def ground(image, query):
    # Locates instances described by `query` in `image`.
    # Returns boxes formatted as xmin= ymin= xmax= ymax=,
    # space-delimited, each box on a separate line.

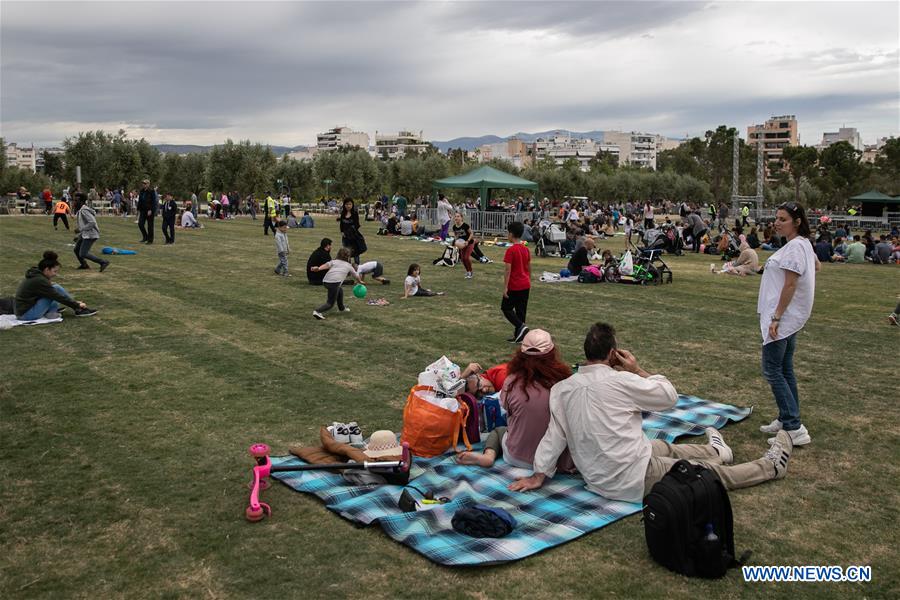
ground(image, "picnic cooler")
xmin=400 ymin=385 xmax=471 ymax=458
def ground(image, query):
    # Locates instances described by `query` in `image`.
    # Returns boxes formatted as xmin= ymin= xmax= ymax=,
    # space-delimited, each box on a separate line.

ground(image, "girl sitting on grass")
xmin=310 ymin=247 xmax=364 ymax=320
xmin=402 ymin=263 xmax=444 ymax=299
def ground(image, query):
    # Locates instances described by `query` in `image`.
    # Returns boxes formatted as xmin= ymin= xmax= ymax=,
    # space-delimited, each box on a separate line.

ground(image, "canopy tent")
xmin=848 ymin=190 xmax=900 ymax=217
xmin=432 ymin=166 xmax=539 ymax=210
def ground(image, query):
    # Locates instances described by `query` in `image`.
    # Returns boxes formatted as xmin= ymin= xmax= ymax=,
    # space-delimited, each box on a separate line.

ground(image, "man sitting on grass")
xmin=509 ymin=322 xmax=794 ymax=502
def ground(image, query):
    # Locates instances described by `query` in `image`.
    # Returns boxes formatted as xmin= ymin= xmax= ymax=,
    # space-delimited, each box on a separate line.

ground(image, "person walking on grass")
xmin=137 ymin=178 xmax=157 ymax=244
xmin=437 ymin=194 xmax=453 ymax=240
xmin=161 ymin=193 xmax=178 ymax=244
xmin=757 ymin=202 xmax=818 ymax=447
xmin=14 ymin=251 xmax=98 ymax=320
xmin=52 ymin=198 xmax=71 ymax=230
xmin=310 ymin=247 xmax=364 ymax=320
xmin=263 ymin=192 xmax=278 ymax=235
xmin=502 ymin=221 xmax=531 ymax=344
xmin=274 ymin=220 xmax=291 ymax=277
xmin=338 ymin=198 xmax=366 ymax=266
xmin=74 ymin=198 xmax=110 ymax=272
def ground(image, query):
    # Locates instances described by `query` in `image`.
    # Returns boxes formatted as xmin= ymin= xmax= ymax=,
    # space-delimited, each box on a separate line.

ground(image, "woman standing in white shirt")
xmin=757 ymin=202 xmax=818 ymax=446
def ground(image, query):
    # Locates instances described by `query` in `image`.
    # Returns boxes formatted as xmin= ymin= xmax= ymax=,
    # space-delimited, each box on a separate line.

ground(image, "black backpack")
xmin=643 ymin=460 xmax=748 ymax=578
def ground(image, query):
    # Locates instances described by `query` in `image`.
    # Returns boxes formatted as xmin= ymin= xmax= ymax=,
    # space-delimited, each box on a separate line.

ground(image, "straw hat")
xmin=364 ymin=430 xmax=401 ymax=458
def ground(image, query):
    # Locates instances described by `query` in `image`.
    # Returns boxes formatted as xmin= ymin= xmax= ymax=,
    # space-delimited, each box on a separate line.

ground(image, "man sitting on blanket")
xmin=509 ymin=322 xmax=794 ymax=501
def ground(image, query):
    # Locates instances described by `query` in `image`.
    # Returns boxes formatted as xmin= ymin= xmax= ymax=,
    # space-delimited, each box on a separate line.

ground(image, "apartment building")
xmin=602 ymin=131 xmax=658 ymax=169
xmin=530 ymin=132 xmax=620 ymax=171
xmin=818 ymin=127 xmax=863 ymax=151
xmin=374 ymin=130 xmax=429 ymax=159
xmin=477 ymin=138 xmax=531 ymax=168
xmin=316 ymin=126 xmax=369 ymax=151
xmin=747 ymin=115 xmax=798 ymax=166
xmin=5 ymin=142 xmax=39 ymax=172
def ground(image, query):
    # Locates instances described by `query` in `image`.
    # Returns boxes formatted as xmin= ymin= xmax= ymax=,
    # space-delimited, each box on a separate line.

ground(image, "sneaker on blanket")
xmin=347 ymin=421 xmax=364 ymax=445
xmin=705 ymin=427 xmax=733 ymax=464
xmin=328 ymin=422 xmax=351 ymax=444
xmin=759 ymin=418 xmax=783 ymax=434
xmin=44 ymin=311 xmax=61 ymax=320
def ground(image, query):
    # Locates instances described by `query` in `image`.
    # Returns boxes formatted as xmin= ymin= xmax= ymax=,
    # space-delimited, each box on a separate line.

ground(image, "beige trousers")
xmin=643 ymin=439 xmax=774 ymax=495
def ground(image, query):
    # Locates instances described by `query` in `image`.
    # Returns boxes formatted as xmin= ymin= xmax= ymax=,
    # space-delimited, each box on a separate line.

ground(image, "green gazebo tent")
xmin=848 ymin=190 xmax=900 ymax=217
xmin=432 ymin=166 xmax=539 ymax=210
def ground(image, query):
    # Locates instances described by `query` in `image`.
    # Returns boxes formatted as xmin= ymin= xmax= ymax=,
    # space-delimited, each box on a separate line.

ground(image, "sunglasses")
xmin=777 ymin=202 xmax=799 ymax=212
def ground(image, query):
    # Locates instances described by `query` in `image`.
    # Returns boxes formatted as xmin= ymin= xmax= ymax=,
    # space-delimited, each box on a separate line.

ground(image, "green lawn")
xmin=1 ymin=215 xmax=897 ymax=599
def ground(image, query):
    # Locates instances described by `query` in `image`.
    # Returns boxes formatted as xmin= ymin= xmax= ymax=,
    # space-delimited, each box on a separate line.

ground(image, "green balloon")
xmin=353 ymin=284 xmax=367 ymax=299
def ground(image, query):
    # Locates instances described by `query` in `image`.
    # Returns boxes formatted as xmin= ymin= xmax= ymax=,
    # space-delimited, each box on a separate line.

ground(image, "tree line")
xmin=2 ymin=126 xmax=898 ymax=208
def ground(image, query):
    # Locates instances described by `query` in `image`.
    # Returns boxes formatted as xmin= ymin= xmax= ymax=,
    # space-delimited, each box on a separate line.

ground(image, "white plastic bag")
xmin=417 ymin=355 xmax=464 ymax=398
xmin=619 ymin=250 xmax=634 ymax=276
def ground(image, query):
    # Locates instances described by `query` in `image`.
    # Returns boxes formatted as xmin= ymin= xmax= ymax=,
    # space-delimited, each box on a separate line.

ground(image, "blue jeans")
xmin=761 ymin=333 xmax=801 ymax=431
xmin=20 ymin=284 xmax=70 ymax=320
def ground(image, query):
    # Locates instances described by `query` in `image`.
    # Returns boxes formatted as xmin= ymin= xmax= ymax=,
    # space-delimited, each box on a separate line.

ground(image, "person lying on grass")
xmin=509 ymin=322 xmax=795 ymax=502
xmin=456 ymin=329 xmax=575 ymax=472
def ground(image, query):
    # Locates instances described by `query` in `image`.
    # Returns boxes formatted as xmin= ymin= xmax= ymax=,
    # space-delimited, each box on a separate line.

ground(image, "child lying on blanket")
xmin=456 ymin=330 xmax=576 ymax=472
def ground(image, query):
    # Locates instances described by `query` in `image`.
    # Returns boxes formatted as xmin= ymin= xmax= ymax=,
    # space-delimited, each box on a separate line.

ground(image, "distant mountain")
xmin=154 ymin=144 xmax=305 ymax=156
xmin=432 ymin=130 xmax=608 ymax=152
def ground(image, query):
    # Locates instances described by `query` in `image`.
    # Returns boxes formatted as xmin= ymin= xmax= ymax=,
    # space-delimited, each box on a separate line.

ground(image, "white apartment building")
xmin=530 ymin=132 xmax=620 ymax=171
xmin=284 ymin=147 xmax=319 ymax=161
xmin=819 ymin=127 xmax=863 ymax=151
xmin=5 ymin=142 xmax=39 ymax=172
xmin=861 ymin=137 xmax=889 ymax=164
xmin=316 ymin=126 xmax=369 ymax=151
xmin=602 ymin=131 xmax=659 ymax=169
xmin=374 ymin=130 xmax=429 ymax=159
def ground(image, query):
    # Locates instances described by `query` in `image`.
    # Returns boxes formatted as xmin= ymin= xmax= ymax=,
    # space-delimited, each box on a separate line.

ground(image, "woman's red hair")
xmin=506 ymin=347 xmax=572 ymax=397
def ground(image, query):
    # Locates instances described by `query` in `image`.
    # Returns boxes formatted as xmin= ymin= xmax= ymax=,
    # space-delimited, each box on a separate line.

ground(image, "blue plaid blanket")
xmin=271 ymin=395 xmax=751 ymax=566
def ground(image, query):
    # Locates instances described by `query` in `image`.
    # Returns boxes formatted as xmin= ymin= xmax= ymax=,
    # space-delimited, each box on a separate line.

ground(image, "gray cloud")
xmin=1 ymin=1 xmax=897 ymax=147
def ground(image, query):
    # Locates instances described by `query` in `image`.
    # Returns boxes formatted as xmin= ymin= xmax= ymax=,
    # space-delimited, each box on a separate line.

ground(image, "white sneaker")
xmin=759 ymin=419 xmax=783 ymax=434
xmin=764 ymin=430 xmax=793 ymax=479
xmin=768 ymin=424 xmax=811 ymax=447
xmin=705 ymin=427 xmax=733 ymax=464
xmin=465 ymin=272 xmax=473 ymax=279
xmin=339 ymin=307 xmax=350 ymax=313
xmin=313 ymin=311 xmax=325 ymax=320
xmin=347 ymin=421 xmax=363 ymax=445
xmin=329 ymin=422 xmax=351 ymax=444
xmin=709 ymin=263 xmax=716 ymax=273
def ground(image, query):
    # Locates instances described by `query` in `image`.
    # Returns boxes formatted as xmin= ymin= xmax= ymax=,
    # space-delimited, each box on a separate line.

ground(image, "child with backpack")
xmin=403 ymin=264 xmax=444 ymax=298
xmin=274 ymin=220 xmax=290 ymax=276
xmin=310 ymin=247 xmax=364 ymax=319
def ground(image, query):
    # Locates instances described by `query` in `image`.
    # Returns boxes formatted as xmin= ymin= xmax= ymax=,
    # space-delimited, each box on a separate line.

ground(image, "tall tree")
xmin=782 ymin=145 xmax=820 ymax=203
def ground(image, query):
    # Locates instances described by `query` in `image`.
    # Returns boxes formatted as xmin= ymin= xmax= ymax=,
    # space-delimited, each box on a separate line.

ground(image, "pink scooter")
xmin=245 ymin=442 xmax=413 ymax=522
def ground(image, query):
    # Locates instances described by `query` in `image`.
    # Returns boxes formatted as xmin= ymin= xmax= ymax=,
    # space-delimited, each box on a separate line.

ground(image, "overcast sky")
xmin=1 ymin=0 xmax=898 ymax=148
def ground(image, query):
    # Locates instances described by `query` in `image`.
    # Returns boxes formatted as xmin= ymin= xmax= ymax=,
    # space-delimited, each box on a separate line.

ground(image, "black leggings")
xmin=53 ymin=214 xmax=69 ymax=229
xmin=75 ymin=238 xmax=105 ymax=266
xmin=317 ymin=282 xmax=345 ymax=313
xmin=162 ymin=217 xmax=175 ymax=243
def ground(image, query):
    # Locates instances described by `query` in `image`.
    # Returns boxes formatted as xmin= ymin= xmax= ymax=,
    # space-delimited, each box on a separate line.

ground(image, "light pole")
xmin=323 ymin=178 xmax=334 ymax=200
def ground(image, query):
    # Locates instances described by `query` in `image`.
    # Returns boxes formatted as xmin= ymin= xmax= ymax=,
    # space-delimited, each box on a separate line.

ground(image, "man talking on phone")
xmin=509 ymin=322 xmax=794 ymax=502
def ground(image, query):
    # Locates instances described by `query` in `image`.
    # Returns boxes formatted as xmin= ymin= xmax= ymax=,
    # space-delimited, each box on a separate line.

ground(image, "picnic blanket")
xmin=272 ymin=395 xmax=751 ymax=566
xmin=0 ymin=314 xmax=64 ymax=330
xmin=539 ymin=271 xmax=579 ymax=283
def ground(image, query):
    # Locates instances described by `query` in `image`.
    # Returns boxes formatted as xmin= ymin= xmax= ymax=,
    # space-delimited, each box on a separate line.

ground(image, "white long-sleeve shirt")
xmin=532 ymin=363 xmax=678 ymax=503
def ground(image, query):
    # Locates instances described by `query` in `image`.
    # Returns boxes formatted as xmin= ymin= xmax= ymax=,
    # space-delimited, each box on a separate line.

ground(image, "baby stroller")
xmin=534 ymin=221 xmax=567 ymax=257
xmin=627 ymin=242 xmax=674 ymax=285
xmin=432 ymin=242 xmax=459 ymax=267
xmin=641 ymin=224 xmax=684 ymax=256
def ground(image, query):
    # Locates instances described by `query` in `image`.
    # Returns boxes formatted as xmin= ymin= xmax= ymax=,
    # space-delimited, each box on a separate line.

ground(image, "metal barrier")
xmin=414 ymin=207 xmax=543 ymax=235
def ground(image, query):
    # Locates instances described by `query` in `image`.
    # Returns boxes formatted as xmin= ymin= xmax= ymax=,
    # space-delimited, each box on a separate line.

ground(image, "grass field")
xmin=1 ymin=214 xmax=898 ymax=599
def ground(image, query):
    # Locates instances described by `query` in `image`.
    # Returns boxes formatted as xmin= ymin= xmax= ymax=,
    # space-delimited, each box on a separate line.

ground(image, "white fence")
xmin=415 ymin=207 xmax=548 ymax=235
